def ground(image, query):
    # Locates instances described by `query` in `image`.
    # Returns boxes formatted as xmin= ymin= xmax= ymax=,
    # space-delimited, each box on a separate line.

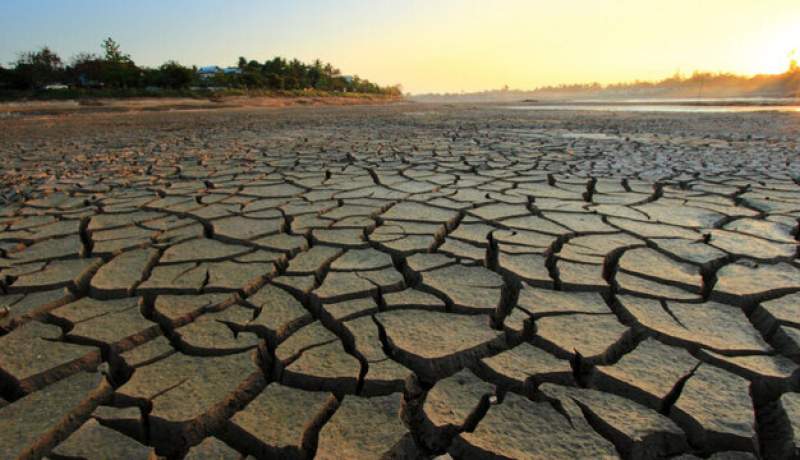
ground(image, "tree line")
xmin=414 ymin=60 xmax=800 ymax=102
xmin=529 ymin=66 xmax=800 ymax=99
xmin=0 ymin=38 xmax=402 ymax=96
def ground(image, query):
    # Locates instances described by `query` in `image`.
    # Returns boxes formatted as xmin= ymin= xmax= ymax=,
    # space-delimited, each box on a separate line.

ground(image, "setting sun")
xmin=737 ymin=25 xmax=800 ymax=75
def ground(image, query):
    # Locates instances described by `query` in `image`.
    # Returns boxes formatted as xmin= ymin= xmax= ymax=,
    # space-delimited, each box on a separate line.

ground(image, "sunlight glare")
xmin=743 ymin=27 xmax=800 ymax=75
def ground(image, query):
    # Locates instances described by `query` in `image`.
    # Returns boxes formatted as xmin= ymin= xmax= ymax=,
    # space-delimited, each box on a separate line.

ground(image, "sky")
xmin=1 ymin=0 xmax=799 ymax=94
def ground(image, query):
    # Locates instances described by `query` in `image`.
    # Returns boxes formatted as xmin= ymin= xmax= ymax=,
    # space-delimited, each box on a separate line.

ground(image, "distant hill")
xmin=412 ymin=67 xmax=800 ymax=102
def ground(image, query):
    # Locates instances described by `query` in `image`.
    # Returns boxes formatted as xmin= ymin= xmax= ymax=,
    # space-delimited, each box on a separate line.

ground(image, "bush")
xmin=10 ymin=47 xmax=64 ymax=89
xmin=157 ymin=61 xmax=195 ymax=88
xmin=0 ymin=65 xmax=11 ymax=89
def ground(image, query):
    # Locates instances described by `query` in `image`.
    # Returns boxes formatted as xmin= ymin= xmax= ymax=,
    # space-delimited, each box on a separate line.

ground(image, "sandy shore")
xmin=0 ymin=103 xmax=799 ymax=458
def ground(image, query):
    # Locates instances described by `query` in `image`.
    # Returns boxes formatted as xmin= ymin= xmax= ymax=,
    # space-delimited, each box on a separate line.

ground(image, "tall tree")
xmin=99 ymin=38 xmax=139 ymax=88
xmin=102 ymin=37 xmax=131 ymax=63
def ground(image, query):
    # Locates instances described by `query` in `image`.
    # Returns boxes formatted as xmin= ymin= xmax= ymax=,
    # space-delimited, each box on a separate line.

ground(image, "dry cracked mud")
xmin=0 ymin=104 xmax=799 ymax=459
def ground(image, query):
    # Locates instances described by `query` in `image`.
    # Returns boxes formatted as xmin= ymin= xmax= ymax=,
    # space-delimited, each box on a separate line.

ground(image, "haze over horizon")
xmin=1 ymin=0 xmax=798 ymax=94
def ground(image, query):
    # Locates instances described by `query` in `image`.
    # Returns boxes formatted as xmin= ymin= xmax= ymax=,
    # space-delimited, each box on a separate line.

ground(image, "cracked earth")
xmin=1 ymin=104 xmax=800 ymax=459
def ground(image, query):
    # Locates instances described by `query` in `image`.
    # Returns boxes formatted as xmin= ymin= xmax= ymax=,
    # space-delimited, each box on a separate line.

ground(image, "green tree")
xmin=11 ymin=46 xmax=64 ymax=89
xmin=262 ymin=57 xmax=288 ymax=89
xmin=307 ymin=59 xmax=324 ymax=89
xmin=3 ymin=41 xmax=400 ymax=96
xmin=0 ymin=64 xmax=11 ymax=89
xmin=68 ymin=53 xmax=104 ymax=87
xmin=324 ymin=62 xmax=340 ymax=77
xmin=157 ymin=61 xmax=195 ymax=88
xmin=287 ymin=59 xmax=308 ymax=89
xmin=102 ymin=37 xmax=130 ymax=63
xmin=99 ymin=38 xmax=140 ymax=88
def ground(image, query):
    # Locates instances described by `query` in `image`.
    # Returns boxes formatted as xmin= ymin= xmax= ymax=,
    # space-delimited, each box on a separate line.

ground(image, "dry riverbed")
xmin=0 ymin=103 xmax=799 ymax=459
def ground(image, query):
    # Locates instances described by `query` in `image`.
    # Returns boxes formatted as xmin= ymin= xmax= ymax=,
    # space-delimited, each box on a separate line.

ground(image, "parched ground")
xmin=1 ymin=103 xmax=799 ymax=459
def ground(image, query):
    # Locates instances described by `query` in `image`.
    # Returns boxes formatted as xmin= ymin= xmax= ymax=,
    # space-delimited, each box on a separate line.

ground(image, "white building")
xmin=197 ymin=66 xmax=222 ymax=79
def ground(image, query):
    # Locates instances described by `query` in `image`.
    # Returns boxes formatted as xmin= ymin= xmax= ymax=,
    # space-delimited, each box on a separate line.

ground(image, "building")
xmin=197 ymin=66 xmax=222 ymax=79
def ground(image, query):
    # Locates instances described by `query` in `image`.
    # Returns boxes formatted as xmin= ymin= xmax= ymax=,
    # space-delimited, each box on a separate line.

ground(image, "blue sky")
xmin=0 ymin=0 xmax=391 ymax=68
xmin=2 ymin=0 xmax=798 ymax=93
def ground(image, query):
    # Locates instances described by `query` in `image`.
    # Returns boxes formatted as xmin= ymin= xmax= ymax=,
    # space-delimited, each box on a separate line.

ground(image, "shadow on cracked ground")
xmin=1 ymin=103 xmax=799 ymax=459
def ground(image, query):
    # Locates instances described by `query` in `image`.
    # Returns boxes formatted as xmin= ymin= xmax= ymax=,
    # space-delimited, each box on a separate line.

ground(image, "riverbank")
xmin=0 ymin=92 xmax=404 ymax=117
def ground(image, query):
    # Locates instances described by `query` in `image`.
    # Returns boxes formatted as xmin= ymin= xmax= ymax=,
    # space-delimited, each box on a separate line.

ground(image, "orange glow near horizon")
xmin=324 ymin=1 xmax=800 ymax=93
